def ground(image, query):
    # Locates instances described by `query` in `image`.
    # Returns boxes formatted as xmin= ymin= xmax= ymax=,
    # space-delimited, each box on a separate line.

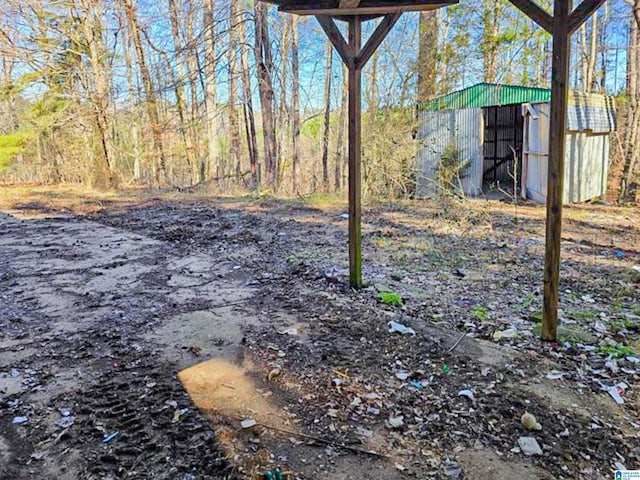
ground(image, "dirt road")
xmin=0 ymin=191 xmax=638 ymax=479
xmin=0 ymin=207 xmax=254 ymax=479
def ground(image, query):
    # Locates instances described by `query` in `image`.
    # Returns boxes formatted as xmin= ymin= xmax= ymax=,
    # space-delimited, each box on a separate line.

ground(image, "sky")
xmin=3 ymin=0 xmax=634 ymax=115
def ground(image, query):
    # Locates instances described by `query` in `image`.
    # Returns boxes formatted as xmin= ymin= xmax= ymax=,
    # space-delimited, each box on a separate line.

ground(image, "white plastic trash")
xmin=388 ymin=321 xmax=416 ymax=336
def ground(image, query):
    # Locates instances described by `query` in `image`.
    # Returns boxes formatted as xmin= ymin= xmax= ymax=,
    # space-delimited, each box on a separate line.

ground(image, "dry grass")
xmin=0 ymin=184 xmax=638 ymax=254
xmin=0 ymin=184 xmax=140 ymax=213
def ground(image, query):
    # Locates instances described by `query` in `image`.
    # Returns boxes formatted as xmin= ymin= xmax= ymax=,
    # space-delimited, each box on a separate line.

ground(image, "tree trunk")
xmin=587 ymin=15 xmax=598 ymax=91
xmin=123 ymin=0 xmax=168 ymax=186
xmin=368 ymin=51 xmax=378 ymax=113
xmin=203 ymin=0 xmax=219 ymax=182
xmin=79 ymin=0 xmax=116 ymax=188
xmin=599 ymin=3 xmax=608 ymax=90
xmin=579 ymin=23 xmax=589 ymax=91
xmin=254 ymin=2 xmax=278 ymax=191
xmin=1 ymin=58 xmax=18 ymax=133
xmin=240 ymin=2 xmax=259 ymax=187
xmin=321 ymin=41 xmax=333 ymax=192
xmin=290 ymin=15 xmax=301 ymax=194
xmin=121 ymin=15 xmax=142 ymax=183
xmin=1 ymin=55 xmax=23 ymax=175
xmin=417 ymin=11 xmax=439 ymax=102
xmin=229 ymin=0 xmax=241 ymax=181
xmin=335 ymin=65 xmax=348 ymax=191
xmin=278 ymin=15 xmax=290 ymax=189
xmin=481 ymin=0 xmax=501 ymax=84
xmin=185 ymin=1 xmax=201 ymax=181
xmin=620 ymin=0 xmax=640 ymax=201
xmin=169 ymin=0 xmax=196 ymax=183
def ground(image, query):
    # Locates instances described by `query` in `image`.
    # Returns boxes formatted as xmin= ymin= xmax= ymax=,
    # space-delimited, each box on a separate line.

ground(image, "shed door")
xmin=524 ymin=103 xmax=551 ymax=204
xmin=416 ymin=108 xmax=484 ymax=198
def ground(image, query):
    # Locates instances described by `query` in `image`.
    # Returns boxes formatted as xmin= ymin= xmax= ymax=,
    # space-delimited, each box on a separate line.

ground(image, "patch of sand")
xmin=178 ymin=358 xmax=291 ymax=429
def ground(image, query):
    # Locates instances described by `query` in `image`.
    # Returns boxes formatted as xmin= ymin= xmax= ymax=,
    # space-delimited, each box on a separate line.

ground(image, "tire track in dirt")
xmin=0 ymin=210 xmax=255 ymax=479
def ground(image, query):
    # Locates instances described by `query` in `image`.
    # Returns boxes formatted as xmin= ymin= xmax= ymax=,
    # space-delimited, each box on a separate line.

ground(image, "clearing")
xmin=0 ymin=186 xmax=638 ymax=479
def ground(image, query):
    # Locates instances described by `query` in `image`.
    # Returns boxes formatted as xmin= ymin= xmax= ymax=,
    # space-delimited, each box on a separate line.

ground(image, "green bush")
xmin=436 ymin=142 xmax=470 ymax=192
xmin=596 ymin=343 xmax=635 ymax=359
xmin=378 ymin=291 xmax=403 ymax=306
xmin=0 ymin=131 xmax=32 ymax=170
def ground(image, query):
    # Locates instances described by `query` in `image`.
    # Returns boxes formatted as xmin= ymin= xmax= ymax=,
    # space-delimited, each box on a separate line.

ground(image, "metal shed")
xmin=416 ymin=83 xmax=616 ymax=203
xmin=523 ymin=91 xmax=616 ymax=203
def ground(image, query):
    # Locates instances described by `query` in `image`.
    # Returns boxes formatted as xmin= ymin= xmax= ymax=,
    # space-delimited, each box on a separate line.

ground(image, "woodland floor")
xmin=0 ymin=185 xmax=639 ymax=480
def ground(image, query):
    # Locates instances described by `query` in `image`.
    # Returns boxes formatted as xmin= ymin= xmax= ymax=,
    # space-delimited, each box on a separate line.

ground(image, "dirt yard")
xmin=0 ymin=186 xmax=638 ymax=479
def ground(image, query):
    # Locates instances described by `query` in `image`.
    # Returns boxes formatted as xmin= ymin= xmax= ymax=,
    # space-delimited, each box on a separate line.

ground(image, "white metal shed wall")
xmin=525 ymin=103 xmax=610 ymax=203
xmin=416 ymin=108 xmax=484 ymax=197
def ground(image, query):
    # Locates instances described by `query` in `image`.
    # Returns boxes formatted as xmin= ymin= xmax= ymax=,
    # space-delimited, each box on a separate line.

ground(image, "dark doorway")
xmin=482 ymin=105 xmax=524 ymax=189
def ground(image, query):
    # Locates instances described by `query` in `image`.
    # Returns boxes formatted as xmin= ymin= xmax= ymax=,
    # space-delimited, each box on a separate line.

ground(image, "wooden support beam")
xmin=543 ymin=0 xmax=572 ymax=341
xmin=357 ymin=12 xmax=402 ymax=68
xmin=347 ymin=16 xmax=363 ymax=289
xmin=315 ymin=12 xmax=402 ymax=289
xmin=317 ymin=15 xmax=354 ymax=67
xmin=568 ymin=0 xmax=606 ymax=34
xmin=506 ymin=0 xmax=553 ymax=33
xmin=340 ymin=0 xmax=361 ymax=7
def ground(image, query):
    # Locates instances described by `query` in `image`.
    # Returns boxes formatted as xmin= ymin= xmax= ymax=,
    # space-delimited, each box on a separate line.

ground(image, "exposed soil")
xmin=0 ymin=187 xmax=638 ymax=479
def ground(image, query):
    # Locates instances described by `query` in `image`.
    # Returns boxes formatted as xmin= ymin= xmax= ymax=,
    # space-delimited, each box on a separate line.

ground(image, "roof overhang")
xmin=261 ymin=0 xmax=458 ymax=20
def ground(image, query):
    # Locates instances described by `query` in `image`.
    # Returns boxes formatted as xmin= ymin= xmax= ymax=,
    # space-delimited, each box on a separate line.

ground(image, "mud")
xmin=1 ymin=193 xmax=638 ymax=479
xmin=0 ymin=210 xmax=250 ymax=479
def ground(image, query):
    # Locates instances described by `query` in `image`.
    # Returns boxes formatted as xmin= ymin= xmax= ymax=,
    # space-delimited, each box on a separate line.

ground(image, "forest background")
xmin=0 ymin=0 xmax=638 ymax=202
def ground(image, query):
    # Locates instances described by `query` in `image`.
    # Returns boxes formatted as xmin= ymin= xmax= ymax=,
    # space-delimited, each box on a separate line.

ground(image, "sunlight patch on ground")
xmin=178 ymin=358 xmax=291 ymax=429
xmin=178 ymin=358 xmax=301 ymax=477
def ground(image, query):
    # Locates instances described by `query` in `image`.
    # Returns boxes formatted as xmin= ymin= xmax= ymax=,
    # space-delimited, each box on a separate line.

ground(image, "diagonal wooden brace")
xmin=356 ymin=12 xmax=402 ymax=68
xmin=316 ymin=12 xmax=402 ymax=70
xmin=316 ymin=15 xmax=354 ymax=68
xmin=568 ymin=0 xmax=607 ymax=33
xmin=506 ymin=0 xmax=553 ymax=33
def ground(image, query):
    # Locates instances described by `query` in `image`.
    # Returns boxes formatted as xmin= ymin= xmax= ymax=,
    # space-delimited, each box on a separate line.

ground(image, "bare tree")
xmin=579 ymin=16 xmax=599 ymax=92
xmin=76 ymin=0 xmax=117 ymax=187
xmin=417 ymin=11 xmax=439 ymax=103
xmin=335 ymin=65 xmax=348 ymax=191
xmin=620 ymin=0 xmax=640 ymax=200
xmin=240 ymin=2 xmax=259 ymax=187
xmin=278 ymin=14 xmax=290 ymax=189
xmin=169 ymin=0 xmax=196 ymax=181
xmin=290 ymin=15 xmax=301 ymax=194
xmin=481 ymin=0 xmax=503 ymax=83
xmin=123 ymin=0 xmax=168 ymax=185
xmin=203 ymin=0 xmax=219 ymax=182
xmin=120 ymin=7 xmax=142 ymax=183
xmin=254 ymin=1 xmax=278 ymax=190
xmin=229 ymin=0 xmax=241 ymax=180
xmin=321 ymin=41 xmax=333 ymax=192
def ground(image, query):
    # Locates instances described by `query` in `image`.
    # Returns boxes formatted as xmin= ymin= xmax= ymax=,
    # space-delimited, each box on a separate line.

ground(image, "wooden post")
xmin=543 ymin=0 xmax=572 ymax=341
xmin=316 ymin=13 xmax=400 ymax=289
xmin=348 ymin=16 xmax=363 ymax=289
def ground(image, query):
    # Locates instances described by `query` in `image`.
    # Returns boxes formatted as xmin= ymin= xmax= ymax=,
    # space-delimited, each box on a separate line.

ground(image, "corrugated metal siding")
xmin=416 ymin=108 xmax=484 ymax=197
xmin=525 ymin=103 xmax=609 ymax=203
xmin=567 ymin=92 xmax=617 ymax=133
xmin=420 ymin=83 xmax=551 ymax=112
xmin=565 ymin=132 xmax=610 ymax=201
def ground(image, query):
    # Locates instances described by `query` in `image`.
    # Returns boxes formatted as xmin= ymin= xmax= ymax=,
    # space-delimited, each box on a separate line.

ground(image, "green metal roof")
xmin=419 ymin=83 xmax=552 ymax=111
